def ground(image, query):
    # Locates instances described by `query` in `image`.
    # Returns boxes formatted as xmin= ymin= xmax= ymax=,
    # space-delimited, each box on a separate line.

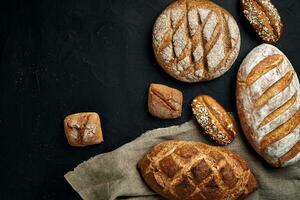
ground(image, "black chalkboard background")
xmin=0 ymin=0 xmax=299 ymax=199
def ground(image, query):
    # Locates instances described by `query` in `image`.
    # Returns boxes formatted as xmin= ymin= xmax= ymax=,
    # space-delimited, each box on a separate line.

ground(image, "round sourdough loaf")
xmin=153 ymin=0 xmax=241 ymax=82
xmin=236 ymin=44 xmax=300 ymax=167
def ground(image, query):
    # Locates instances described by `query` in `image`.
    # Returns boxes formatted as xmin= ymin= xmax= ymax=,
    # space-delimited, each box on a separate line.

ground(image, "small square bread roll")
xmin=64 ymin=112 xmax=103 ymax=147
xmin=148 ymin=83 xmax=183 ymax=119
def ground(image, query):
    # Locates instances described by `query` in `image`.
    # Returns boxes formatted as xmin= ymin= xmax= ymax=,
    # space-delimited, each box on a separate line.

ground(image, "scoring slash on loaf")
xmin=138 ymin=140 xmax=257 ymax=200
xmin=153 ymin=0 xmax=241 ymax=82
xmin=148 ymin=83 xmax=183 ymax=119
xmin=192 ymin=95 xmax=237 ymax=145
xmin=241 ymin=0 xmax=283 ymax=44
xmin=64 ymin=112 xmax=103 ymax=147
xmin=237 ymin=44 xmax=300 ymax=167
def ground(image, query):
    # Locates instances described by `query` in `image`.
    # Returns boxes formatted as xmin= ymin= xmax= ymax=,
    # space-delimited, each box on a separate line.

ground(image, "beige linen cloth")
xmin=65 ymin=116 xmax=300 ymax=200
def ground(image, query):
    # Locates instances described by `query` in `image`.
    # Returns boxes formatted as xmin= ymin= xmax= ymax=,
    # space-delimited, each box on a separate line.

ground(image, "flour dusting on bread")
xmin=237 ymin=44 xmax=300 ymax=167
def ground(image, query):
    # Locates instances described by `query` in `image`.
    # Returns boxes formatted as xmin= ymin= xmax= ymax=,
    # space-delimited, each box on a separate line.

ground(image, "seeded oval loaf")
xmin=138 ymin=140 xmax=257 ymax=200
xmin=153 ymin=0 xmax=241 ymax=82
xmin=192 ymin=95 xmax=237 ymax=145
xmin=241 ymin=0 xmax=283 ymax=44
xmin=236 ymin=44 xmax=300 ymax=167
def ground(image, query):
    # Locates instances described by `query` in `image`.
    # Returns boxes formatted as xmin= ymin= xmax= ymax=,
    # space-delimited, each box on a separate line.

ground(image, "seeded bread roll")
xmin=138 ymin=140 xmax=257 ymax=200
xmin=153 ymin=0 xmax=240 ymax=82
xmin=148 ymin=83 xmax=183 ymax=119
xmin=192 ymin=95 xmax=237 ymax=145
xmin=237 ymin=44 xmax=300 ymax=167
xmin=241 ymin=0 xmax=283 ymax=43
xmin=64 ymin=112 xmax=103 ymax=147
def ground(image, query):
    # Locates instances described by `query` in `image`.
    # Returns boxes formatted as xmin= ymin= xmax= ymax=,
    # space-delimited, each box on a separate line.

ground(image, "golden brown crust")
xmin=137 ymin=141 xmax=257 ymax=200
xmin=236 ymin=76 xmax=272 ymax=165
xmin=64 ymin=112 xmax=103 ymax=147
xmin=241 ymin=0 xmax=283 ymax=44
xmin=236 ymin=58 xmax=282 ymax=167
xmin=148 ymin=83 xmax=183 ymax=119
xmin=192 ymin=95 xmax=237 ymax=145
xmin=153 ymin=0 xmax=240 ymax=82
xmin=279 ymin=140 xmax=300 ymax=165
xmin=258 ymin=93 xmax=297 ymax=128
xmin=246 ymin=54 xmax=283 ymax=85
xmin=236 ymin=44 xmax=300 ymax=167
xmin=260 ymin=108 xmax=300 ymax=151
xmin=254 ymin=70 xmax=294 ymax=108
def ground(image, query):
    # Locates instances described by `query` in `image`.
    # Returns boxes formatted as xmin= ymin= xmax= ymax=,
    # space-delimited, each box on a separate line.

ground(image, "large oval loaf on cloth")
xmin=237 ymin=44 xmax=300 ymax=167
xmin=138 ymin=141 xmax=257 ymax=200
xmin=153 ymin=0 xmax=240 ymax=82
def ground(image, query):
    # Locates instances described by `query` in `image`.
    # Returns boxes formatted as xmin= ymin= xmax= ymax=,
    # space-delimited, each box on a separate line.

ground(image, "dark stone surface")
xmin=0 ymin=0 xmax=299 ymax=199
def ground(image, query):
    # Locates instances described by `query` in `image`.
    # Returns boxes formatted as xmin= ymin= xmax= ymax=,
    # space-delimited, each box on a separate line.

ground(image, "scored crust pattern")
xmin=153 ymin=0 xmax=240 ymax=82
xmin=64 ymin=112 xmax=103 ymax=147
xmin=192 ymin=95 xmax=237 ymax=145
xmin=237 ymin=44 xmax=300 ymax=167
xmin=148 ymin=83 xmax=183 ymax=119
xmin=138 ymin=141 xmax=256 ymax=200
xmin=241 ymin=0 xmax=283 ymax=44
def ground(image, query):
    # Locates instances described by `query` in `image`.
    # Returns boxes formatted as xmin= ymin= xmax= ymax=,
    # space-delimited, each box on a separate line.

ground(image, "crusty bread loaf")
xmin=138 ymin=140 xmax=257 ymax=200
xmin=241 ymin=0 xmax=283 ymax=44
xmin=64 ymin=112 xmax=103 ymax=147
xmin=192 ymin=95 xmax=237 ymax=145
xmin=236 ymin=44 xmax=300 ymax=167
xmin=153 ymin=0 xmax=240 ymax=82
xmin=148 ymin=83 xmax=183 ymax=119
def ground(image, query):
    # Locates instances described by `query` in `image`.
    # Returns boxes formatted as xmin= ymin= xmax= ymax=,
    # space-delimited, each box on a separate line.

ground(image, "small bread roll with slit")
xmin=148 ymin=83 xmax=183 ymax=119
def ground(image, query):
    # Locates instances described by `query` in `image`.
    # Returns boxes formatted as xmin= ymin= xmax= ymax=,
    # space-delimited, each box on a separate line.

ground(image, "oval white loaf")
xmin=236 ymin=44 xmax=300 ymax=167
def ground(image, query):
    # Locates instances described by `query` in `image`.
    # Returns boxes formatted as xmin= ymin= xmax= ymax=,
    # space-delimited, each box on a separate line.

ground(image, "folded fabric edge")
xmin=138 ymin=119 xmax=197 ymax=139
xmin=63 ymin=119 xmax=198 ymax=197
